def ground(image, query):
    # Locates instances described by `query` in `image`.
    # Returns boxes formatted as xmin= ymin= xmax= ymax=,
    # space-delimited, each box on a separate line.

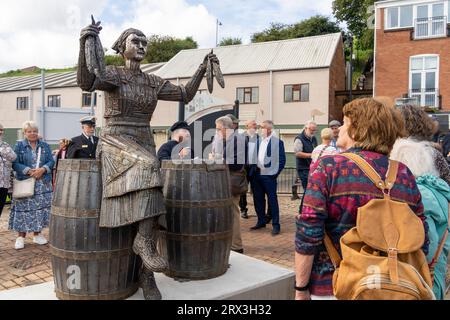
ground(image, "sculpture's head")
xmin=112 ymin=28 xmax=148 ymax=62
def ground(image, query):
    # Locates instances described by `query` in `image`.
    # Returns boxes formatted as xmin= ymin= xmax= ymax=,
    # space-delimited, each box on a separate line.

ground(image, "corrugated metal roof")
xmin=0 ymin=62 xmax=165 ymax=92
xmin=155 ymin=33 xmax=342 ymax=79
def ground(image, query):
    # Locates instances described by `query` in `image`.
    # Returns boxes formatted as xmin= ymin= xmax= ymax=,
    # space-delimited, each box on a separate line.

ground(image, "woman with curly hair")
xmin=394 ymin=105 xmax=450 ymax=186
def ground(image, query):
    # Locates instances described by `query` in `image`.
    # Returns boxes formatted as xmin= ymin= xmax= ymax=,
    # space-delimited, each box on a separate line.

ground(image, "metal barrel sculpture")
xmin=160 ymin=160 xmax=234 ymax=280
xmin=50 ymin=160 xmax=141 ymax=300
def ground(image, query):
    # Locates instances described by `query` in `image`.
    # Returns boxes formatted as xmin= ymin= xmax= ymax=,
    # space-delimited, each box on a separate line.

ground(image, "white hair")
xmin=390 ymin=138 xmax=439 ymax=178
xmin=263 ymin=120 xmax=274 ymax=129
xmin=216 ymin=116 xmax=233 ymax=129
xmin=305 ymin=120 xmax=317 ymax=129
xmin=22 ymin=121 xmax=39 ymax=133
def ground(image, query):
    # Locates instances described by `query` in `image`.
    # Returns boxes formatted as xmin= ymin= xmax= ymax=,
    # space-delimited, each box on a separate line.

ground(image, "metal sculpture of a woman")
xmin=77 ymin=17 xmax=221 ymax=300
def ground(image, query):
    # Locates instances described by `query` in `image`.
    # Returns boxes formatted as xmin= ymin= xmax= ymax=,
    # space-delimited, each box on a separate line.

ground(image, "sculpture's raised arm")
xmin=77 ymin=16 xmax=118 ymax=92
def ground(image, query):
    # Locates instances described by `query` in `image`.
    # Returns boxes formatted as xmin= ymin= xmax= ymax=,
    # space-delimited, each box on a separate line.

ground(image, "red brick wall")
xmin=329 ymin=38 xmax=346 ymax=122
xmin=375 ymin=8 xmax=450 ymax=111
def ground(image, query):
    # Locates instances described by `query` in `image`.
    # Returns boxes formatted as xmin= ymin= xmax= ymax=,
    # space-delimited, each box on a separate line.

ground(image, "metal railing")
xmin=276 ymin=167 xmax=300 ymax=194
xmin=409 ymin=88 xmax=440 ymax=109
xmin=414 ymin=16 xmax=447 ymax=39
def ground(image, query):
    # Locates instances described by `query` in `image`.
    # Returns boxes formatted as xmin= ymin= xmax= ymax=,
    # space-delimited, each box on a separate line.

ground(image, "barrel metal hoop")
xmin=164 ymin=198 xmax=233 ymax=209
xmin=161 ymin=161 xmax=227 ymax=171
xmin=54 ymin=285 xmax=139 ymax=301
xmin=51 ymin=206 xmax=99 ymax=218
xmin=50 ymin=245 xmax=133 ymax=261
xmin=161 ymin=230 xmax=233 ymax=241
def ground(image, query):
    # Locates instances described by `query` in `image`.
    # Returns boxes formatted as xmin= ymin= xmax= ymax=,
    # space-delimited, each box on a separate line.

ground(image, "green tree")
xmin=145 ymin=35 xmax=198 ymax=63
xmin=219 ymin=37 xmax=242 ymax=46
xmin=332 ymin=0 xmax=375 ymax=49
xmin=290 ymin=15 xmax=342 ymax=38
xmin=251 ymin=16 xmax=342 ymax=43
xmin=251 ymin=23 xmax=289 ymax=43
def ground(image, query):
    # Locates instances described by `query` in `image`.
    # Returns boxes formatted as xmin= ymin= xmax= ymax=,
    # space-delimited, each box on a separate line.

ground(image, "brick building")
xmin=374 ymin=0 xmax=450 ymax=124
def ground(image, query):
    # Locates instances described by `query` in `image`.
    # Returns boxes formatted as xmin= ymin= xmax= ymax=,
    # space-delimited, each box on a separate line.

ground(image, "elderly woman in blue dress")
xmin=9 ymin=121 xmax=55 ymax=250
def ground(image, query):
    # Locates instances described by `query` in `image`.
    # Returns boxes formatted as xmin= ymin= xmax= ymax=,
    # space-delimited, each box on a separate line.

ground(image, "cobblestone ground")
xmin=0 ymin=196 xmax=448 ymax=300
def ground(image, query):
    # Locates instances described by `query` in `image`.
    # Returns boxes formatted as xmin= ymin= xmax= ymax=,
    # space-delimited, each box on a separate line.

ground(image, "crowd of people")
xmin=0 ymin=97 xmax=449 ymax=300
xmin=0 ymin=116 xmax=98 ymax=249
xmin=295 ymin=98 xmax=449 ymax=300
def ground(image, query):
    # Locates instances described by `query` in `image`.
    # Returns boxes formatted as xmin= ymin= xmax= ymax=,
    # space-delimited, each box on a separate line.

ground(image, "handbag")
xmin=12 ymin=146 xmax=41 ymax=199
xmin=230 ymin=167 xmax=248 ymax=196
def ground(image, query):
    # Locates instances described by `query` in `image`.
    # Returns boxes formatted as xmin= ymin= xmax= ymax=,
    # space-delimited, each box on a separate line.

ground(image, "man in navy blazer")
xmin=250 ymin=120 xmax=286 ymax=235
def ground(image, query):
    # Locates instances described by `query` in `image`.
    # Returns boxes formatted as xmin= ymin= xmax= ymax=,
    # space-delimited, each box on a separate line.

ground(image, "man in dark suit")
xmin=67 ymin=116 xmax=99 ymax=159
xmin=157 ymin=121 xmax=192 ymax=162
xmin=250 ymin=120 xmax=286 ymax=236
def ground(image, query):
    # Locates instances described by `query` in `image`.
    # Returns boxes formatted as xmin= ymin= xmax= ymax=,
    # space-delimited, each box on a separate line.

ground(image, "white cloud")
xmin=0 ymin=0 xmax=219 ymax=72
xmin=0 ymin=0 xmax=108 ymax=72
xmin=102 ymin=0 xmax=217 ymax=50
xmin=0 ymin=0 xmax=335 ymax=73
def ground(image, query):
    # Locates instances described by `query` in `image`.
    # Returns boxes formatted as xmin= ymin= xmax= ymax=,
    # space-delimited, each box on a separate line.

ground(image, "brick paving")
xmin=0 ymin=196 xmax=298 ymax=293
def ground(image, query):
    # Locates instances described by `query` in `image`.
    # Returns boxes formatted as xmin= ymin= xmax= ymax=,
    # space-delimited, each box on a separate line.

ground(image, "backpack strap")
xmin=324 ymin=233 xmax=342 ymax=269
xmin=429 ymin=202 xmax=450 ymax=283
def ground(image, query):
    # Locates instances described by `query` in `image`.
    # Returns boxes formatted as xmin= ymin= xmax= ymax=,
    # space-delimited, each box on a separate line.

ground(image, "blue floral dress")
xmin=9 ymin=147 xmax=52 ymax=233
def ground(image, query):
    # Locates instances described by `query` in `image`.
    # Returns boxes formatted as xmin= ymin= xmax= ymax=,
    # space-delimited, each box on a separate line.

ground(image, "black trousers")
xmin=0 ymin=188 xmax=8 ymax=218
xmin=240 ymin=181 xmax=272 ymax=216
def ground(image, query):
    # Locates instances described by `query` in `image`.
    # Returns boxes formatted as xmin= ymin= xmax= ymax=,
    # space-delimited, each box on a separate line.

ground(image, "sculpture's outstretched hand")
xmin=203 ymin=51 xmax=220 ymax=67
xmin=203 ymin=50 xmax=225 ymax=93
xmin=80 ymin=15 xmax=103 ymax=40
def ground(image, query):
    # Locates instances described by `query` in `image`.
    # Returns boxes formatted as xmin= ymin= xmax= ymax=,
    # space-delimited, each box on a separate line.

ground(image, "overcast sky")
xmin=0 ymin=0 xmax=334 ymax=73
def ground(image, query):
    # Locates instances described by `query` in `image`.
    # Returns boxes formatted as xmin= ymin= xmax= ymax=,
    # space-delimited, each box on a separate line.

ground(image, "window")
xmin=386 ymin=5 xmax=413 ymax=29
xmin=284 ymin=84 xmax=309 ymax=102
xmin=409 ymin=55 xmax=439 ymax=107
xmin=16 ymin=97 xmax=29 ymax=110
xmin=48 ymin=95 xmax=61 ymax=108
xmin=448 ymin=0 xmax=450 ymax=23
xmin=415 ymin=2 xmax=447 ymax=39
xmin=387 ymin=7 xmax=399 ymax=28
xmin=82 ymin=93 xmax=97 ymax=107
xmin=236 ymin=87 xmax=259 ymax=104
xmin=400 ymin=5 xmax=413 ymax=27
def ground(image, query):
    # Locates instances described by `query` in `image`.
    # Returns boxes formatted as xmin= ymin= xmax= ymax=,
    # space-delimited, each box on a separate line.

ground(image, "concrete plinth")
xmin=0 ymin=252 xmax=295 ymax=300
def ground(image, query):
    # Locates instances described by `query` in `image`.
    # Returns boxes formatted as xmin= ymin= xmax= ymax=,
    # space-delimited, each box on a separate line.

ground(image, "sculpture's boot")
xmin=133 ymin=218 xmax=168 ymax=273
xmin=140 ymin=268 xmax=162 ymax=300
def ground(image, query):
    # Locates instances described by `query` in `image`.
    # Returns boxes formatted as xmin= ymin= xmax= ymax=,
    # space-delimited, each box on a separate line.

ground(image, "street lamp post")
xmin=345 ymin=34 xmax=354 ymax=102
xmin=216 ymin=19 xmax=222 ymax=47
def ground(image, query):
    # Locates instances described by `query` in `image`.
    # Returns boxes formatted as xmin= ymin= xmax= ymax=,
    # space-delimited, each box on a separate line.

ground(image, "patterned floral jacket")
xmin=0 ymin=140 xmax=17 ymax=189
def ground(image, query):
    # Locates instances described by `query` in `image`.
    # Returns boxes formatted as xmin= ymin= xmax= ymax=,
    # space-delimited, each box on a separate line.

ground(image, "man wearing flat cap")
xmin=66 ymin=116 xmax=99 ymax=159
xmin=157 ymin=121 xmax=192 ymax=162
xmin=328 ymin=120 xmax=341 ymax=149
